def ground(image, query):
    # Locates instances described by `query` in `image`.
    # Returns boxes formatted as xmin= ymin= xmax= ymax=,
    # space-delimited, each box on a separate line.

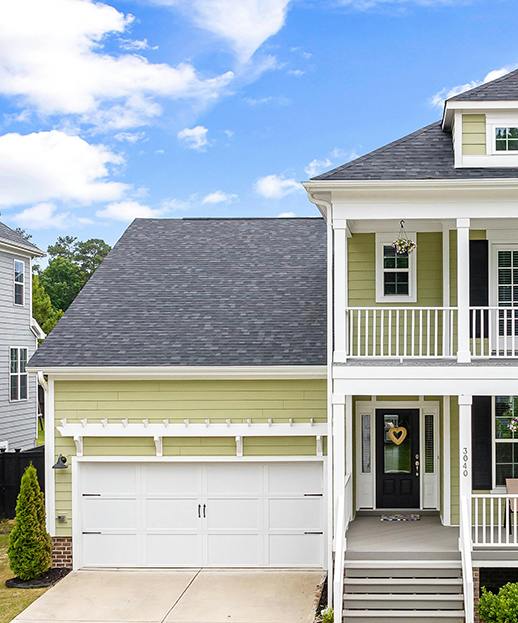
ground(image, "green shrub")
xmin=479 ymin=583 xmax=518 ymax=623
xmin=320 ymin=607 xmax=333 ymax=623
xmin=8 ymin=464 xmax=52 ymax=581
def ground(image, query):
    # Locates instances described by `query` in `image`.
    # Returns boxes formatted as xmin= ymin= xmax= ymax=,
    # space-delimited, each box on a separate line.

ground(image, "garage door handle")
xmin=82 ymin=531 xmax=102 ymax=535
xmin=304 ymin=531 xmax=323 ymax=535
xmin=198 ymin=504 xmax=201 ymax=518
xmin=304 ymin=493 xmax=323 ymax=497
xmin=203 ymin=503 xmax=206 ymax=518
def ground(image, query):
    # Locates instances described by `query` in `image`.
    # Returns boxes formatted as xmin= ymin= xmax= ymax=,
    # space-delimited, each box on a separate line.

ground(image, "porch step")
xmin=342 ymin=610 xmax=465 ymax=623
xmin=342 ymin=561 xmax=464 ymax=623
xmin=344 ymin=578 xmax=463 ymax=594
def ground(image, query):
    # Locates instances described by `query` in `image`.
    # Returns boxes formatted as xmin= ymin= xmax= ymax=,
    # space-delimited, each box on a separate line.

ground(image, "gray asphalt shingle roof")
xmin=0 ymin=221 xmax=43 ymax=255
xmin=312 ymin=121 xmax=518 ymax=181
xmin=30 ymin=218 xmax=327 ymax=368
xmin=448 ymin=68 xmax=518 ymax=101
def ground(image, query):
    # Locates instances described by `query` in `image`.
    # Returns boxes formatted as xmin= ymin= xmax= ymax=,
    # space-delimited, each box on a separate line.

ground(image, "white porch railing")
xmin=470 ymin=307 xmax=518 ymax=358
xmin=333 ymin=473 xmax=353 ymax=623
xmin=460 ymin=496 xmax=474 ymax=623
xmin=345 ymin=307 xmax=458 ymax=358
xmin=472 ymin=493 xmax=518 ymax=546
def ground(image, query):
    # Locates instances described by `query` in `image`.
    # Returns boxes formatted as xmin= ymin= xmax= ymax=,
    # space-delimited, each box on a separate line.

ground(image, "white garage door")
xmin=77 ymin=461 xmax=324 ymax=568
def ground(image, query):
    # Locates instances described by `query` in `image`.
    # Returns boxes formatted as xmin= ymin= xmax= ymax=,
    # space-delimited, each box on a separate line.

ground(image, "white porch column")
xmin=458 ymin=394 xmax=473 ymax=504
xmin=333 ymin=401 xmax=345 ymax=514
xmin=456 ymin=218 xmax=471 ymax=363
xmin=442 ymin=224 xmax=451 ymax=356
xmin=334 ymin=220 xmax=348 ymax=362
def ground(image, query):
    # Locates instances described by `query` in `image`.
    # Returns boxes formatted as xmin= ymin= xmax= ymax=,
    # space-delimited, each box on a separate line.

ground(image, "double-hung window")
xmin=10 ymin=348 xmax=28 ymax=401
xmin=375 ymin=233 xmax=417 ymax=303
xmin=495 ymin=127 xmax=518 ymax=152
xmin=14 ymin=259 xmax=24 ymax=306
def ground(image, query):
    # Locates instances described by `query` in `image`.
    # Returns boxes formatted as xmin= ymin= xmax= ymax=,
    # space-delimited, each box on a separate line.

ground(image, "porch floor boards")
xmin=345 ymin=515 xmax=460 ymax=561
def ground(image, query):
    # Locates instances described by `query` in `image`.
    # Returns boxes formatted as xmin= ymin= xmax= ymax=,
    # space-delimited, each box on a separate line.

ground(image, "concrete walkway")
xmin=13 ymin=569 xmax=324 ymax=623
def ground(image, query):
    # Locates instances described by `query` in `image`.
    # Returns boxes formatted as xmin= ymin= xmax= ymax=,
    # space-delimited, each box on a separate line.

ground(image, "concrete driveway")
xmin=12 ymin=569 xmax=324 ymax=623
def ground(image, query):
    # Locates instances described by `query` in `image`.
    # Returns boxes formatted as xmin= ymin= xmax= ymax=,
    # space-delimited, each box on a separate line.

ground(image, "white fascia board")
xmin=30 ymin=318 xmax=46 ymax=340
xmin=304 ymin=178 xmax=518 ymax=192
xmin=0 ymin=240 xmax=44 ymax=258
xmin=333 ymin=364 xmax=518 ymax=396
xmin=443 ymin=100 xmax=518 ymax=130
xmin=27 ymin=365 xmax=327 ymax=380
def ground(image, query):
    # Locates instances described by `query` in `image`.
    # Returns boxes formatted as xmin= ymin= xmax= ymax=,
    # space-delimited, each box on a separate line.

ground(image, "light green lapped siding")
xmin=53 ymin=379 xmax=327 ymax=536
xmin=462 ymin=114 xmax=486 ymax=156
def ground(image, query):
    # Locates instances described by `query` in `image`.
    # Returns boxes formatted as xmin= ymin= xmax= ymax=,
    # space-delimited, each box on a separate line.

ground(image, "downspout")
xmin=305 ymin=188 xmax=334 ymax=605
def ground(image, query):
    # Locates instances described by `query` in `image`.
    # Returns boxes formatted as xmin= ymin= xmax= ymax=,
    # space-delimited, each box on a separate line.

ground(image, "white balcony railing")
xmin=470 ymin=307 xmax=518 ymax=358
xmin=345 ymin=307 xmax=458 ymax=358
xmin=472 ymin=493 xmax=518 ymax=546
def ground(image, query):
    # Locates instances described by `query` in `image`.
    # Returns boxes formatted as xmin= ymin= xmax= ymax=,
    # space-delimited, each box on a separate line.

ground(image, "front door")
xmin=376 ymin=409 xmax=420 ymax=509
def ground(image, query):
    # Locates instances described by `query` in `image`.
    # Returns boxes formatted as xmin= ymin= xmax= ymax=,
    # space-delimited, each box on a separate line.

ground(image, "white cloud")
xmin=151 ymin=0 xmax=290 ymax=62
xmin=96 ymin=200 xmax=166 ymax=222
xmin=431 ymin=66 xmax=516 ymax=108
xmin=13 ymin=203 xmax=70 ymax=230
xmin=336 ymin=0 xmax=468 ymax=8
xmin=113 ymin=131 xmax=146 ymax=143
xmin=0 ymin=0 xmax=233 ymax=128
xmin=305 ymin=158 xmax=333 ymax=178
xmin=202 ymin=190 xmax=237 ymax=204
xmin=277 ymin=211 xmax=296 ymax=217
xmin=119 ymin=38 xmax=158 ymax=51
xmin=0 ymin=130 xmax=126 ymax=206
xmin=244 ymin=95 xmax=290 ymax=107
xmin=255 ymin=174 xmax=301 ymax=199
xmin=177 ymin=125 xmax=209 ymax=150
xmin=287 ymin=69 xmax=305 ymax=77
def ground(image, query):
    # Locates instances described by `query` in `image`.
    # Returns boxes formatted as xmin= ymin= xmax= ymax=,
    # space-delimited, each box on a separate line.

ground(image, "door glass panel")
xmin=361 ymin=414 xmax=371 ymax=473
xmin=383 ymin=415 xmax=411 ymax=474
xmin=424 ymin=414 xmax=434 ymax=473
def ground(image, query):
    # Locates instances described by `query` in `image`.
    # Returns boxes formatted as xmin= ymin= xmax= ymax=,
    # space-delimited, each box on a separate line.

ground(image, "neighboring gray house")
xmin=0 ymin=221 xmax=45 ymax=450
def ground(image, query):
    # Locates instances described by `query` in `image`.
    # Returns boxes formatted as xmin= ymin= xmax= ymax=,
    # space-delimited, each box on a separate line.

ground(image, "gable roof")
xmin=448 ymin=68 xmax=518 ymax=102
xmin=0 ymin=221 xmax=43 ymax=255
xmin=29 ymin=218 xmax=327 ymax=368
xmin=312 ymin=121 xmax=518 ymax=181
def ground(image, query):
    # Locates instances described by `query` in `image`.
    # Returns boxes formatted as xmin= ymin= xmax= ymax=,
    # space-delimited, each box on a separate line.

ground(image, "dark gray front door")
xmin=376 ymin=409 xmax=420 ymax=509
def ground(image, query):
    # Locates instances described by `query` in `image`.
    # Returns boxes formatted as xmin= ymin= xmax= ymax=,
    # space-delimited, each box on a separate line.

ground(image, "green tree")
xmin=47 ymin=235 xmax=77 ymax=261
xmin=8 ymin=464 xmax=52 ymax=581
xmin=14 ymin=227 xmax=33 ymax=242
xmin=40 ymin=256 xmax=84 ymax=312
xmin=74 ymin=238 xmax=111 ymax=278
xmin=32 ymin=274 xmax=63 ymax=334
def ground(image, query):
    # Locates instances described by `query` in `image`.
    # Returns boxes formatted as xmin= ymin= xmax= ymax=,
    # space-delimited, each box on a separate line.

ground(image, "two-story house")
xmin=0 ymin=221 xmax=45 ymax=450
xmin=28 ymin=68 xmax=518 ymax=623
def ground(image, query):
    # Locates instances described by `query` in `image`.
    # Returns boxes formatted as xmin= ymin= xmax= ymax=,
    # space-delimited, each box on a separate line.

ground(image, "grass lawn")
xmin=0 ymin=520 xmax=48 ymax=623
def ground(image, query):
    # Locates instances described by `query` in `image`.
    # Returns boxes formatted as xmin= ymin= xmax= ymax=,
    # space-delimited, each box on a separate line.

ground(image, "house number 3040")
xmin=462 ymin=447 xmax=469 ymax=478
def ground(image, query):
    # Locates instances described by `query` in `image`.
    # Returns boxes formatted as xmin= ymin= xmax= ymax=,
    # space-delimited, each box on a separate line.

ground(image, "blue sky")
xmin=0 ymin=0 xmax=516 ymax=252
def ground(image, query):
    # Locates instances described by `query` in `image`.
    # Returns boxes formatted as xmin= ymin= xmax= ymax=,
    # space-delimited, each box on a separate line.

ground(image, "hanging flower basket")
xmin=508 ymin=417 xmax=518 ymax=434
xmin=392 ymin=220 xmax=416 ymax=255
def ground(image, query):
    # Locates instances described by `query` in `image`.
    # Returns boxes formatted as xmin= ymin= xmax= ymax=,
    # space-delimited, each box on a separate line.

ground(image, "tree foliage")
xmin=8 ymin=464 xmax=52 ymax=581
xmin=32 ymin=274 xmax=63 ymax=334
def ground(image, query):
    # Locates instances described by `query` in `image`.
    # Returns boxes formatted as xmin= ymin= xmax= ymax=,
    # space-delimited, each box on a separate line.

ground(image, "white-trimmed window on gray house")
xmin=10 ymin=347 xmax=28 ymax=401
xmin=14 ymin=259 xmax=25 ymax=306
xmin=375 ymin=232 xmax=417 ymax=303
xmin=494 ymin=396 xmax=518 ymax=486
xmin=495 ymin=127 xmax=518 ymax=152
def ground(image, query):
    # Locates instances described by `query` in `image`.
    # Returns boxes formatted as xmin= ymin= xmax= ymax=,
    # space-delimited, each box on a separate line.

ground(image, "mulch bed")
xmin=5 ymin=567 xmax=70 ymax=589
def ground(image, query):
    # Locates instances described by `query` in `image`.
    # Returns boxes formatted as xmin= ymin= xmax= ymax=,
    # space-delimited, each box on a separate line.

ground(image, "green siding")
xmin=53 ymin=379 xmax=327 ymax=536
xmin=462 ymin=114 xmax=486 ymax=156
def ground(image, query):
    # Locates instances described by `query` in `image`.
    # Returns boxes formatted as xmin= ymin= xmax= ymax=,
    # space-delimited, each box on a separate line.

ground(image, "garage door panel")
xmin=143 ymin=463 xmax=202 ymax=495
xmin=268 ymin=534 xmax=323 ymax=567
xmin=269 ymin=498 xmax=323 ymax=531
xmin=205 ymin=463 xmax=263 ymax=495
xmin=146 ymin=534 xmax=203 ymax=567
xmin=82 ymin=534 xmax=139 ymax=567
xmin=206 ymin=498 xmax=261 ymax=530
xmin=145 ymin=499 xmax=200 ymax=530
xmin=82 ymin=498 xmax=138 ymax=531
xmin=267 ymin=463 xmax=322 ymax=495
xmin=81 ymin=463 xmax=137 ymax=495
xmin=207 ymin=535 xmax=262 ymax=566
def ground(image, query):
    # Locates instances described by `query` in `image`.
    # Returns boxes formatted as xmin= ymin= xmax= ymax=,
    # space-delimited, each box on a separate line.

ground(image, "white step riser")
xmin=345 ymin=568 xmax=461 ymax=578
xmin=345 ymin=583 xmax=462 ymax=594
xmin=344 ymin=596 xmax=464 ymax=610
xmin=342 ymin=615 xmax=465 ymax=623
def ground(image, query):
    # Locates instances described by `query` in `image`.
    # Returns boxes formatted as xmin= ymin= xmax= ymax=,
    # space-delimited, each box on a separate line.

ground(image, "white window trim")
xmin=13 ymin=257 xmax=25 ymax=307
xmin=492 ymin=394 xmax=518 ymax=491
xmin=486 ymin=115 xmax=518 ymax=156
xmin=375 ymin=232 xmax=417 ymax=303
xmin=9 ymin=347 xmax=29 ymax=402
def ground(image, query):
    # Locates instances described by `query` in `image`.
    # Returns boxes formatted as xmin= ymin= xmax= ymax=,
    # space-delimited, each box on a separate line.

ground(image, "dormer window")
xmin=495 ymin=127 xmax=518 ymax=152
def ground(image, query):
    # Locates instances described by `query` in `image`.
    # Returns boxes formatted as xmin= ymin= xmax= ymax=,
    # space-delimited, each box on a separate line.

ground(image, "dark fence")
xmin=0 ymin=446 xmax=45 ymax=519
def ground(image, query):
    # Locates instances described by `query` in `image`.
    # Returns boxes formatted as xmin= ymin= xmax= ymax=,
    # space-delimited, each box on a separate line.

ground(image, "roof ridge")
xmin=448 ymin=67 xmax=518 ymax=101
xmin=311 ymin=120 xmax=442 ymax=180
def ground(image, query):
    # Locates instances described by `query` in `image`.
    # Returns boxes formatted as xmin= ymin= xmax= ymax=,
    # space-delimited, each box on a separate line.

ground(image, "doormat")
xmin=381 ymin=514 xmax=420 ymax=522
